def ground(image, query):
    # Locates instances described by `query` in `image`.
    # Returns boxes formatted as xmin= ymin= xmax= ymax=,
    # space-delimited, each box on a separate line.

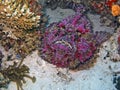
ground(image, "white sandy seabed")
xmin=1 ymin=8 xmax=120 ymax=90
xmin=4 ymin=37 xmax=120 ymax=90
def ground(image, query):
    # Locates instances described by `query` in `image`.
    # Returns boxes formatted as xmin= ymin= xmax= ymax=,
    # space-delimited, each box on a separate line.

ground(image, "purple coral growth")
xmin=39 ymin=6 xmax=111 ymax=69
xmin=40 ymin=30 xmax=96 ymax=68
xmin=57 ymin=13 xmax=92 ymax=34
xmin=75 ymin=37 xmax=96 ymax=63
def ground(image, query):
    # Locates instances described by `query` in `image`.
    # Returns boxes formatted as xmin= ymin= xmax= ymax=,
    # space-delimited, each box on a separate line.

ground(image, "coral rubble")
xmin=101 ymin=27 xmax=120 ymax=62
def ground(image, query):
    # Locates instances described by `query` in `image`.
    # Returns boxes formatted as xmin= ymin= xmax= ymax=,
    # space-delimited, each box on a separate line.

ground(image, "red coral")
xmin=105 ymin=0 xmax=118 ymax=8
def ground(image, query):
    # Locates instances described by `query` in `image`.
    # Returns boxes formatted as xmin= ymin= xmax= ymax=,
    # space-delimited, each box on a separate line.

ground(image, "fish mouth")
xmin=55 ymin=39 xmax=73 ymax=49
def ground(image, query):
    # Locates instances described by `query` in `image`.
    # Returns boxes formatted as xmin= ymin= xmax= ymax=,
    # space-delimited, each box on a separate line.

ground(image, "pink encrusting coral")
xmin=58 ymin=14 xmax=91 ymax=34
xmin=39 ymin=5 xmax=111 ymax=69
xmin=40 ymin=31 xmax=95 ymax=68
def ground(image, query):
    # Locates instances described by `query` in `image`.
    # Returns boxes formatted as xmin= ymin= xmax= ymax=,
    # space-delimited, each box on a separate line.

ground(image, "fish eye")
xmin=45 ymin=0 xmax=50 ymax=4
